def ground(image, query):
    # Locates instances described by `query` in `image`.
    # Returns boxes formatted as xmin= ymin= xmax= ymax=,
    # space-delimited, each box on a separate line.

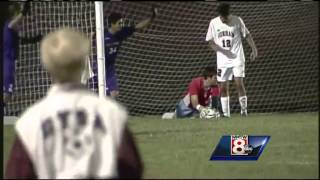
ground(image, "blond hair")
xmin=41 ymin=28 xmax=90 ymax=83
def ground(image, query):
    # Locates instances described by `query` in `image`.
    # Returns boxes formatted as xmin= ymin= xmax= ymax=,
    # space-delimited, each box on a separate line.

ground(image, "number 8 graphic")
xmin=232 ymin=139 xmax=246 ymax=154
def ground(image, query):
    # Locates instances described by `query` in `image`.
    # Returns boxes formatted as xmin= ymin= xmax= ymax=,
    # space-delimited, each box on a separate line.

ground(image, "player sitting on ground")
xmin=89 ymin=7 xmax=158 ymax=99
xmin=175 ymin=66 xmax=222 ymax=119
xmin=3 ymin=1 xmax=42 ymax=104
xmin=5 ymin=28 xmax=143 ymax=179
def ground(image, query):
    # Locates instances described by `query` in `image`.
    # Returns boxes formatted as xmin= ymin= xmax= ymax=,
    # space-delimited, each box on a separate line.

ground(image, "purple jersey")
xmin=3 ymin=20 xmax=19 ymax=93
xmin=104 ymin=26 xmax=135 ymax=78
xmin=89 ymin=26 xmax=135 ymax=94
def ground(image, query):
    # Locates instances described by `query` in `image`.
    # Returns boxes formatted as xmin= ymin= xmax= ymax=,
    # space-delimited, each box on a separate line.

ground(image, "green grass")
xmin=3 ymin=113 xmax=319 ymax=179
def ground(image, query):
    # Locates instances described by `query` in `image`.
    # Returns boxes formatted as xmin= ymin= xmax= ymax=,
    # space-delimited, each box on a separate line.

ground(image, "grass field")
xmin=3 ymin=112 xmax=319 ymax=179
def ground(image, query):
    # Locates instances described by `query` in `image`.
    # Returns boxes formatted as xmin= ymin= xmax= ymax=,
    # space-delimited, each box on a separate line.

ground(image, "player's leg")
xmin=106 ymin=76 xmax=119 ymax=99
xmin=217 ymin=67 xmax=233 ymax=117
xmin=88 ymin=75 xmax=120 ymax=98
xmin=219 ymin=81 xmax=230 ymax=117
xmin=211 ymin=96 xmax=223 ymax=115
xmin=175 ymin=99 xmax=196 ymax=118
xmin=234 ymin=77 xmax=247 ymax=116
xmin=3 ymin=56 xmax=15 ymax=104
xmin=233 ymin=65 xmax=247 ymax=116
xmin=3 ymin=81 xmax=13 ymax=104
xmin=110 ymin=90 xmax=119 ymax=99
xmin=3 ymin=92 xmax=12 ymax=104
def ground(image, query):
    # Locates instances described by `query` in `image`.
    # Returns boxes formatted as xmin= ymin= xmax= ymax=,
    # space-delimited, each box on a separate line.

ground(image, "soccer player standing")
xmin=5 ymin=28 xmax=143 ymax=179
xmin=90 ymin=7 xmax=158 ymax=99
xmin=3 ymin=2 xmax=42 ymax=104
xmin=205 ymin=3 xmax=258 ymax=117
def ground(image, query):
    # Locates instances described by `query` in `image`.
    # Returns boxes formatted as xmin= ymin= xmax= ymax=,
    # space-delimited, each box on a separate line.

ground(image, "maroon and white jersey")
xmin=6 ymin=83 xmax=142 ymax=179
xmin=206 ymin=15 xmax=250 ymax=68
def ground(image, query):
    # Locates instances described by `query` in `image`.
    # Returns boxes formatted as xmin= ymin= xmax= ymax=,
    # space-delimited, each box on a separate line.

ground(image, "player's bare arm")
xmin=8 ymin=2 xmax=30 ymax=30
xmin=8 ymin=14 xmax=23 ymax=30
xmin=191 ymin=95 xmax=204 ymax=111
xmin=245 ymin=34 xmax=258 ymax=61
xmin=135 ymin=7 xmax=158 ymax=30
xmin=208 ymin=40 xmax=236 ymax=59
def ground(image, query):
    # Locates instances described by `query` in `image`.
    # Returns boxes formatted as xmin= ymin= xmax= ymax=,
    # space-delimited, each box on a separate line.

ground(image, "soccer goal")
xmin=4 ymin=2 xmax=319 ymax=121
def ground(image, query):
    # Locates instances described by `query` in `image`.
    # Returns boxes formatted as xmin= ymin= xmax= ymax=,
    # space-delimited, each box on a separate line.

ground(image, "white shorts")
xmin=217 ymin=65 xmax=245 ymax=82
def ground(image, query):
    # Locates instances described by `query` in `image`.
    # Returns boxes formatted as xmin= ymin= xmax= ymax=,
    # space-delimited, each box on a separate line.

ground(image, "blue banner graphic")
xmin=210 ymin=135 xmax=270 ymax=161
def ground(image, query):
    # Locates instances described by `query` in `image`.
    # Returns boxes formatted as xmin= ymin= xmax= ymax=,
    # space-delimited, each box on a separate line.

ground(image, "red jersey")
xmin=182 ymin=77 xmax=220 ymax=108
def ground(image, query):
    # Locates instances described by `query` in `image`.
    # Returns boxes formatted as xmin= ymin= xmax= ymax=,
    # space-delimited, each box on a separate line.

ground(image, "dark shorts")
xmin=88 ymin=75 xmax=119 ymax=96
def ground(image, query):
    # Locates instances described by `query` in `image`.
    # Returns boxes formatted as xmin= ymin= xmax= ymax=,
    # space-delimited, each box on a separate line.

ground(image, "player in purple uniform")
xmin=90 ymin=7 xmax=158 ymax=99
xmin=3 ymin=2 xmax=42 ymax=104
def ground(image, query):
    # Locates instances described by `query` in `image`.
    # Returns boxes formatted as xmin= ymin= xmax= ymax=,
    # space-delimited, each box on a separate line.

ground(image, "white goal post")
xmin=95 ymin=1 xmax=106 ymax=98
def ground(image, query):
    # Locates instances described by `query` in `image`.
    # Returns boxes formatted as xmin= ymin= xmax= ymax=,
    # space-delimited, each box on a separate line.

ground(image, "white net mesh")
xmin=4 ymin=2 xmax=96 ymax=116
xmin=4 ymin=2 xmax=319 ymax=116
xmin=105 ymin=1 xmax=319 ymax=115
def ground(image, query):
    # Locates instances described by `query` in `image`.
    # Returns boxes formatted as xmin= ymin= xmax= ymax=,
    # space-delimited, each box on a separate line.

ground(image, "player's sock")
xmin=221 ymin=96 xmax=230 ymax=117
xmin=239 ymin=96 xmax=247 ymax=116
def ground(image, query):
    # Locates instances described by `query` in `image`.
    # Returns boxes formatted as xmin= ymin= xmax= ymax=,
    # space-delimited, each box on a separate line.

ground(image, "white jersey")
xmin=206 ymin=15 xmax=250 ymax=68
xmin=15 ymin=83 xmax=127 ymax=179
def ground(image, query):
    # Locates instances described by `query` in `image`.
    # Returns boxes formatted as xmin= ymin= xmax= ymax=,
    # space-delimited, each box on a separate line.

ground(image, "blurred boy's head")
xmin=41 ymin=28 xmax=90 ymax=83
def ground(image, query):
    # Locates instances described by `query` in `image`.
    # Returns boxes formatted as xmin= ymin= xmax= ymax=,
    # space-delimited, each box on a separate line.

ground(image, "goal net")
xmin=4 ymin=1 xmax=319 ymax=117
xmin=4 ymin=2 xmax=97 ymax=116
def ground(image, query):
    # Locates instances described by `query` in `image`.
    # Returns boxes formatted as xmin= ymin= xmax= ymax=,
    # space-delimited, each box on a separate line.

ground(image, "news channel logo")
xmin=210 ymin=135 xmax=270 ymax=161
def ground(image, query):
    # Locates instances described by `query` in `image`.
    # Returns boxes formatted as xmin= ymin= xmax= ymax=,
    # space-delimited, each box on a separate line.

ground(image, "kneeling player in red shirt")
xmin=175 ymin=66 xmax=222 ymax=119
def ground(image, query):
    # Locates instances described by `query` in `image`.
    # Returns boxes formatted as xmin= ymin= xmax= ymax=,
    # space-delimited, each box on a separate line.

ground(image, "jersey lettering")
xmin=108 ymin=47 xmax=117 ymax=55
